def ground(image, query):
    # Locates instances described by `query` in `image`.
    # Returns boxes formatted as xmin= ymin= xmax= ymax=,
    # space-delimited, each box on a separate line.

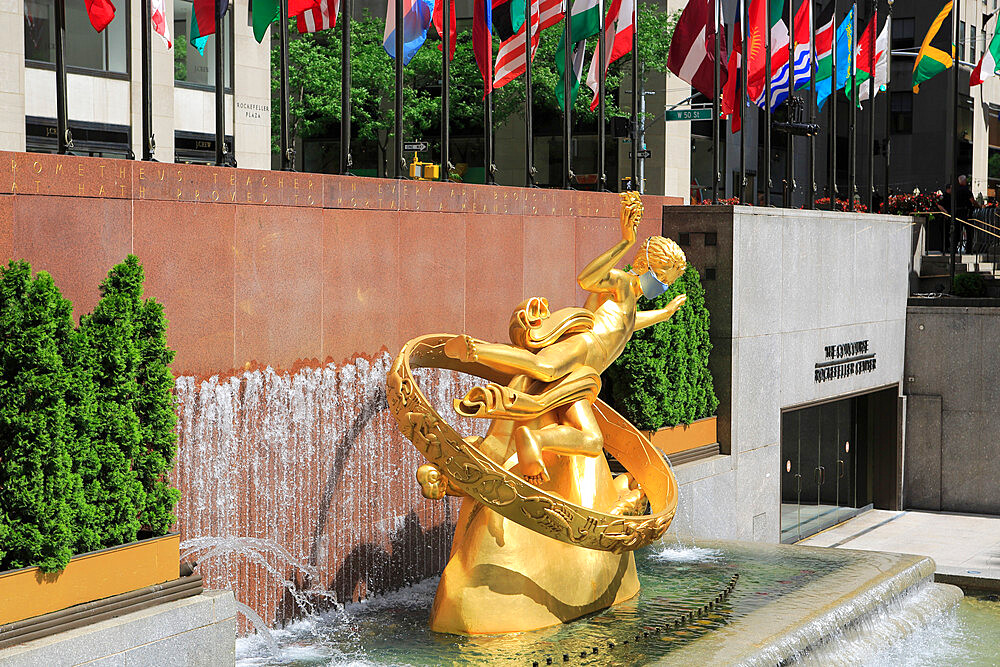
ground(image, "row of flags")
xmin=666 ymin=0 xmax=895 ymax=133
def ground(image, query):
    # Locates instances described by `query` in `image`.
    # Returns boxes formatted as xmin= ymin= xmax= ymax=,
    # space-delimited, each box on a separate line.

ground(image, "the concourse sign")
xmin=665 ymin=109 xmax=713 ymax=121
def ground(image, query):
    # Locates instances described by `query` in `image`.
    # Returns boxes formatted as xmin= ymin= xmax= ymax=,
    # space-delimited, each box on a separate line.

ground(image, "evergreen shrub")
xmin=602 ymin=263 xmax=719 ymax=431
xmin=952 ymin=272 xmax=986 ymax=298
xmin=0 ymin=255 xmax=179 ymax=573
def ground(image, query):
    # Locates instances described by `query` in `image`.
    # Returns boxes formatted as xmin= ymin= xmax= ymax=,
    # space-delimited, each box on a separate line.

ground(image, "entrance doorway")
xmin=780 ymin=386 xmax=900 ymax=543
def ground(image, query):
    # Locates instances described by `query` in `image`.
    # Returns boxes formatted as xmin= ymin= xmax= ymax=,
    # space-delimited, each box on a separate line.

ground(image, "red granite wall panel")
xmin=1 ymin=152 xmax=680 ymax=634
xmin=235 ymin=205 xmax=324 ymax=369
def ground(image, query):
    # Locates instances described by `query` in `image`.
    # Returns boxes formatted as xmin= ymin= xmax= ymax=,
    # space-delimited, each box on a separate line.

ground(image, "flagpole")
xmin=848 ymin=2 xmax=857 ymax=211
xmin=563 ymin=4 xmax=573 ymax=188
xmin=950 ymin=0 xmax=959 ymax=282
xmin=883 ymin=1 xmax=892 ymax=203
xmin=442 ymin=0 xmax=451 ymax=181
xmin=526 ymin=0 xmax=536 ymax=187
xmin=631 ymin=0 xmax=639 ymax=189
xmin=280 ymin=0 xmax=293 ymax=170
xmin=712 ymin=0 xmax=720 ymax=203
xmin=54 ymin=0 xmax=71 ymax=154
xmin=866 ymin=0 xmax=875 ymax=210
xmin=341 ymin=0 xmax=352 ymax=174
xmin=214 ymin=9 xmax=225 ymax=165
xmin=394 ymin=0 xmax=404 ymax=178
xmin=598 ymin=0 xmax=607 ymax=191
xmin=785 ymin=0 xmax=794 ymax=207
xmin=807 ymin=0 xmax=815 ymax=208
xmin=740 ymin=0 xmax=748 ymax=202
xmin=141 ymin=0 xmax=154 ymax=160
xmin=763 ymin=0 xmax=772 ymax=205
xmin=485 ymin=90 xmax=495 ymax=184
xmin=828 ymin=0 xmax=837 ymax=209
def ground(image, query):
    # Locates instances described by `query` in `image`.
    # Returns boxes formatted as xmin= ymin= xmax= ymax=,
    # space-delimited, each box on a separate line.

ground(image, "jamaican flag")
xmin=913 ymin=1 xmax=953 ymax=93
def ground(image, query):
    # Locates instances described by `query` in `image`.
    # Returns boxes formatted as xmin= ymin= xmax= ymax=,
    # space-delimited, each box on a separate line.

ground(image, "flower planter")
xmin=642 ymin=416 xmax=718 ymax=457
xmin=0 ymin=533 xmax=179 ymax=626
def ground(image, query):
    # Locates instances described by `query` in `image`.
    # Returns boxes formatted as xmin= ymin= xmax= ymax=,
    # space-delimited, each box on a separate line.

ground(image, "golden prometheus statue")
xmin=387 ymin=191 xmax=686 ymax=634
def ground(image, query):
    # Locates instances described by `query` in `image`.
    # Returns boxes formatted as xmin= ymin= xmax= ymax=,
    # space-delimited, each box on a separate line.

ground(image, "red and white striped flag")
xmin=151 ymin=0 xmax=171 ymax=47
xmin=584 ymin=0 xmax=634 ymax=110
xmin=494 ymin=0 xmax=541 ymax=88
xmin=297 ymin=0 xmax=339 ymax=33
xmin=539 ymin=0 xmax=563 ymax=30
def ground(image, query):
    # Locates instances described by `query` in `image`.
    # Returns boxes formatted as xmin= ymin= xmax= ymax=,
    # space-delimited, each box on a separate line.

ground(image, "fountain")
xmin=233 ymin=193 xmax=981 ymax=663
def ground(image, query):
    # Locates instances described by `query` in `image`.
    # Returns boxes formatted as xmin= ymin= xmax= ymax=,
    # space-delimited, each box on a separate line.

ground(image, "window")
xmin=173 ymin=0 xmax=233 ymax=89
xmin=971 ymin=25 xmax=977 ymax=62
xmin=892 ymin=17 xmax=915 ymax=50
xmin=24 ymin=0 xmax=127 ymax=73
xmin=959 ymin=21 xmax=966 ymax=61
xmin=891 ymin=92 xmax=913 ymax=134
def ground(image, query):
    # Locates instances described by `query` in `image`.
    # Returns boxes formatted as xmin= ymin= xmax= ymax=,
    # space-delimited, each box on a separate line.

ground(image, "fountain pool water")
xmin=234 ymin=540 xmax=993 ymax=666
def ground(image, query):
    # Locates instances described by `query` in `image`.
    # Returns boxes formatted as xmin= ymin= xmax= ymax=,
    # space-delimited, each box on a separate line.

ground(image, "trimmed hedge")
xmin=602 ymin=262 xmax=719 ymax=431
xmin=0 ymin=256 xmax=179 ymax=572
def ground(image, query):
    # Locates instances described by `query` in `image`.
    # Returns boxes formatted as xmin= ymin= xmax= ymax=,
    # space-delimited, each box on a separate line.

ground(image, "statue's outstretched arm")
xmin=577 ymin=193 xmax=642 ymax=294
xmin=634 ymin=295 xmax=687 ymax=331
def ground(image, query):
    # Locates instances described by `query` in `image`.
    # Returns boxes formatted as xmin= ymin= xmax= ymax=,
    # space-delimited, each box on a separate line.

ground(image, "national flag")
xmin=433 ymin=0 xmax=457 ymax=59
xmin=494 ymin=0 xmax=541 ymax=88
xmin=858 ymin=17 xmax=889 ymax=100
xmin=721 ymin=1 xmax=742 ymax=131
xmin=151 ymin=0 xmax=171 ymax=47
xmin=755 ymin=0 xmax=811 ymax=110
xmin=745 ymin=0 xmax=768 ymax=100
xmin=383 ymin=0 xmax=435 ymax=65
xmin=193 ymin=0 xmax=228 ymax=37
xmin=816 ymin=6 xmax=853 ymax=110
xmin=666 ymin=0 xmax=727 ymax=101
xmin=472 ymin=0 xmax=493 ymax=94
xmin=845 ymin=12 xmax=876 ymax=104
xmin=253 ymin=0 xmax=319 ymax=41
xmin=297 ymin=0 xmax=339 ymax=34
xmin=539 ymin=0 xmax=563 ymax=30
xmin=555 ymin=0 xmax=603 ymax=109
xmin=84 ymin=0 xmax=116 ymax=32
xmin=190 ymin=6 xmax=208 ymax=55
xmin=913 ymin=2 xmax=953 ymax=93
xmin=585 ymin=0 xmax=635 ymax=110
xmin=813 ymin=1 xmax=834 ymax=79
xmin=971 ymin=20 xmax=1000 ymax=85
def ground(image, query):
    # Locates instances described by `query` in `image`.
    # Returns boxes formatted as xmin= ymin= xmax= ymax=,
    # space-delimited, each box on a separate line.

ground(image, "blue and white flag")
xmin=383 ymin=0 xmax=434 ymax=65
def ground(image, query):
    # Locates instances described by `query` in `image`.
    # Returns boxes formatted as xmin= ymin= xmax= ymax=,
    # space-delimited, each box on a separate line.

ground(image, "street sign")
xmin=665 ymin=109 xmax=713 ymax=122
xmin=629 ymin=149 xmax=652 ymax=159
xmin=404 ymin=141 xmax=429 ymax=151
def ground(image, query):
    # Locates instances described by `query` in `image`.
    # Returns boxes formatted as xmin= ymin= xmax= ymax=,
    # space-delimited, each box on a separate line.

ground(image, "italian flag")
xmin=972 ymin=26 xmax=1000 ymax=86
xmin=555 ymin=0 xmax=602 ymax=110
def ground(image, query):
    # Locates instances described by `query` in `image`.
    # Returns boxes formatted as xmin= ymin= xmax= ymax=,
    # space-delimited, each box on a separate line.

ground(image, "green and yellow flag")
xmin=912 ymin=2 xmax=953 ymax=93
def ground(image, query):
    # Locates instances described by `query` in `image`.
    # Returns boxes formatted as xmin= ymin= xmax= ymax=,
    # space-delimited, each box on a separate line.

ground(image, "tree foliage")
xmin=0 ymin=262 xmax=82 ymax=571
xmin=278 ymin=6 xmax=677 ymax=151
xmin=0 ymin=257 xmax=180 ymax=573
xmin=602 ymin=263 xmax=718 ymax=431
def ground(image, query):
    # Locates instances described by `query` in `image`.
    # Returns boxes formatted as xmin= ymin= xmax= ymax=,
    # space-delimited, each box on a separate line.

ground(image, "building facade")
xmin=1 ymin=0 xmax=271 ymax=168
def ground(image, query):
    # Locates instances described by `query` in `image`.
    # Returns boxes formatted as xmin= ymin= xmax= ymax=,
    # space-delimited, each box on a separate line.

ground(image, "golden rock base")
xmin=429 ymin=451 xmax=640 ymax=635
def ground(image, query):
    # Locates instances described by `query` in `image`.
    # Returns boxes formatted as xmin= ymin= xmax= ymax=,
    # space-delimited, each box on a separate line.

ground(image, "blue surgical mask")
xmin=634 ymin=238 xmax=672 ymax=299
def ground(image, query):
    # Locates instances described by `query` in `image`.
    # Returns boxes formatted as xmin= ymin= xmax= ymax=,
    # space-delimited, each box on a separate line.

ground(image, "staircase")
xmin=916 ymin=252 xmax=1000 ymax=295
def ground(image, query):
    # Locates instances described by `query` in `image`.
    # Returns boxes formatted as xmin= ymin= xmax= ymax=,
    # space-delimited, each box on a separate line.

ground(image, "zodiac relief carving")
xmin=386 ymin=192 xmax=687 ymax=633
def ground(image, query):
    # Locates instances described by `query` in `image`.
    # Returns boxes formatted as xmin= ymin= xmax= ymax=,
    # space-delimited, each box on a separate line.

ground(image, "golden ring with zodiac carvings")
xmin=387 ymin=333 xmax=680 ymax=553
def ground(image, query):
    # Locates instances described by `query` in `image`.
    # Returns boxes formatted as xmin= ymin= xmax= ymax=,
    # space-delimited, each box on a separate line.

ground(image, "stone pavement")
xmin=797 ymin=509 xmax=1000 ymax=588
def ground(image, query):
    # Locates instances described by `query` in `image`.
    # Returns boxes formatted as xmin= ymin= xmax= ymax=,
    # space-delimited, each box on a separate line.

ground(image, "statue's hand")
xmin=667 ymin=294 xmax=687 ymax=314
xmin=444 ymin=334 xmax=478 ymax=363
xmin=417 ymin=464 xmax=449 ymax=500
xmin=619 ymin=192 xmax=643 ymax=242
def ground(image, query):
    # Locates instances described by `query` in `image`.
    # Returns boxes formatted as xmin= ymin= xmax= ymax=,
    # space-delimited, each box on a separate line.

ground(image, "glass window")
xmin=970 ymin=25 xmax=977 ymax=62
xmin=891 ymin=92 xmax=913 ymax=134
xmin=959 ymin=21 xmax=966 ymax=61
xmin=24 ymin=0 xmax=127 ymax=73
xmin=891 ymin=17 xmax=914 ymax=50
xmin=173 ymin=0 xmax=233 ymax=88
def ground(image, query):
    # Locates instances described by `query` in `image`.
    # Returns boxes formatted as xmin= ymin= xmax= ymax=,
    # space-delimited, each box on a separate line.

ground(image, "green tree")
xmin=277 ymin=6 xmax=677 ymax=165
xmin=0 ymin=262 xmax=82 ymax=572
xmin=602 ymin=263 xmax=718 ymax=431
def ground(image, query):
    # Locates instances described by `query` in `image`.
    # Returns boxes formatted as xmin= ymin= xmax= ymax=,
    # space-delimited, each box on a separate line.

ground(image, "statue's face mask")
xmin=635 ymin=239 xmax=672 ymax=300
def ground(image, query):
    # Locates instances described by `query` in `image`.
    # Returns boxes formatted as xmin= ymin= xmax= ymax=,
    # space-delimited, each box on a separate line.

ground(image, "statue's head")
xmin=630 ymin=236 xmax=686 ymax=298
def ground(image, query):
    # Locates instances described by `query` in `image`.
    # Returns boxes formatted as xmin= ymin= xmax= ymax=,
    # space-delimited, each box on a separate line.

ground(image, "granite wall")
xmin=903 ymin=305 xmax=1000 ymax=515
xmin=0 ymin=150 xmax=676 ymax=631
xmin=662 ymin=206 xmax=912 ymax=543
